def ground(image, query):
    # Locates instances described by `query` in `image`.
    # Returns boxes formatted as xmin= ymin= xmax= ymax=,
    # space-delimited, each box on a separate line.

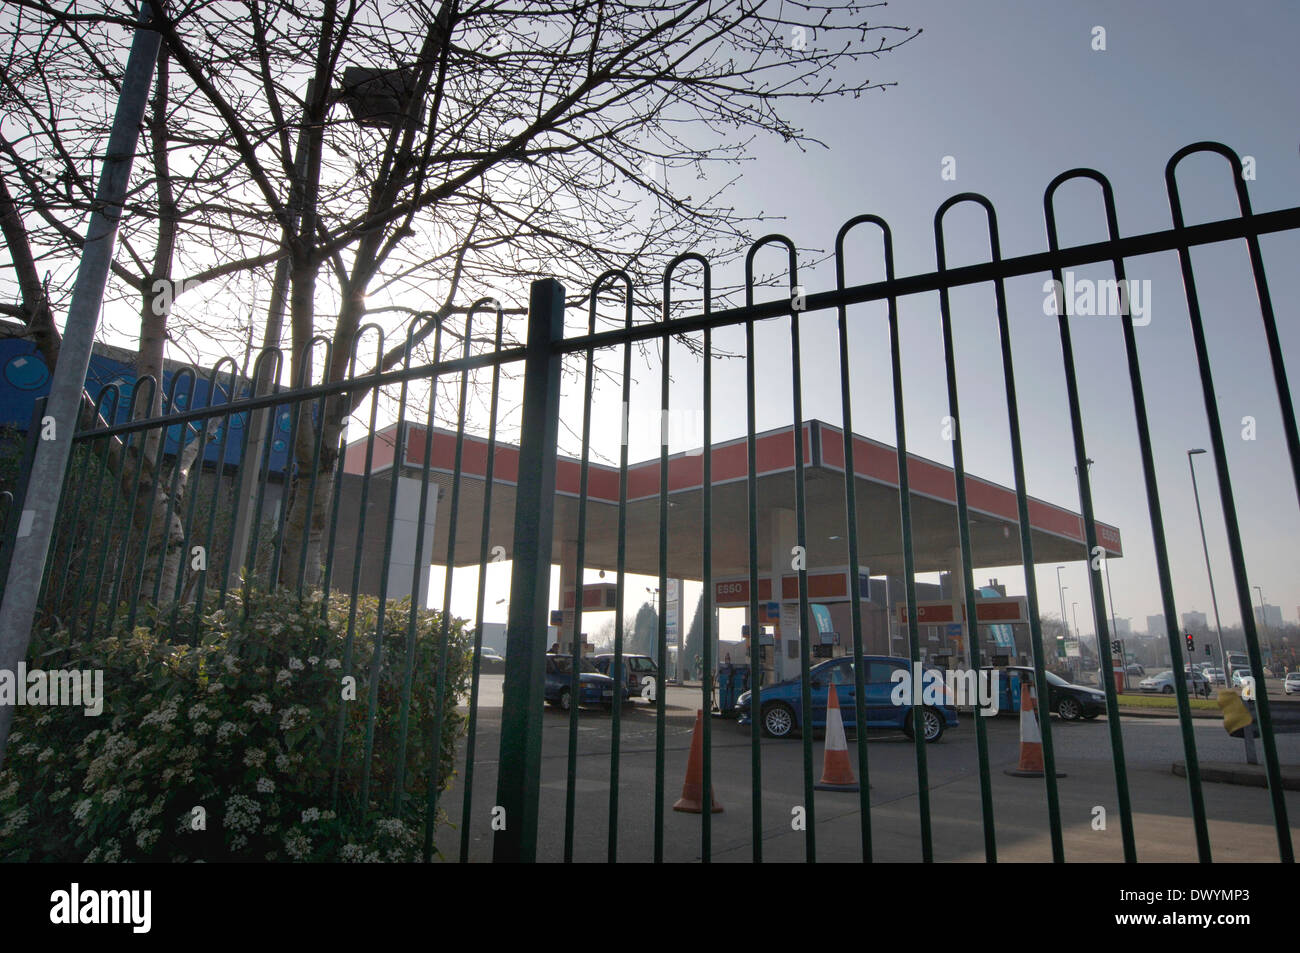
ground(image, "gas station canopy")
xmin=344 ymin=419 xmax=1122 ymax=579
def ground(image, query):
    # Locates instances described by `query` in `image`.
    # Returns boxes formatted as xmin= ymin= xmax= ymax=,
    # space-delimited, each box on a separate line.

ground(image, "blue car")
xmin=545 ymin=653 xmax=624 ymax=711
xmin=734 ymin=655 xmax=959 ymax=742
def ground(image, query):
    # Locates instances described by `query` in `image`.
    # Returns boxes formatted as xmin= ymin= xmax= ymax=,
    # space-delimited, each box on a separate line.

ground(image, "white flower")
xmin=340 ymin=843 xmax=363 ymax=861
xmin=275 ymin=754 xmax=290 ymax=771
xmin=244 ymin=749 xmax=266 ymax=769
xmin=308 ymin=656 xmax=320 ymax=666
xmin=278 ymin=705 xmax=310 ymax=731
xmin=243 ymin=695 xmax=273 ymax=715
xmin=325 ymin=658 xmax=341 ymax=670
xmin=141 ymin=703 xmax=180 ymax=729
xmin=102 ymin=787 xmax=123 ymax=805
xmin=36 ymin=747 xmax=54 ymax=763
xmin=73 ymin=799 xmax=93 ymax=824
xmin=135 ymin=828 xmax=159 ymax=852
xmin=0 ymin=806 xmax=29 ymax=838
xmin=275 ymin=669 xmax=292 ymax=685
xmin=301 ymin=807 xmax=321 ymax=824
xmin=284 ymin=828 xmax=311 ymax=860
xmin=223 ymin=795 xmax=261 ymax=835
xmin=288 ymin=657 xmax=305 ymax=671
xmin=256 ymin=777 xmax=275 ymax=794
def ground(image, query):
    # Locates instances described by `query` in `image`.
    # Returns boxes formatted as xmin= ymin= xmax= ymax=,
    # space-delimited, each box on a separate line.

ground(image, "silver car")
xmin=1285 ymin=672 xmax=1300 ymax=695
xmin=1138 ymin=669 xmax=1209 ymax=696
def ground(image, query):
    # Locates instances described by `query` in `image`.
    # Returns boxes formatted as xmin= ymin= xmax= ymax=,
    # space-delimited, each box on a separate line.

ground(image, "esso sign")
xmin=1240 ymin=676 xmax=1256 ymax=701
xmin=715 ymin=581 xmax=748 ymax=605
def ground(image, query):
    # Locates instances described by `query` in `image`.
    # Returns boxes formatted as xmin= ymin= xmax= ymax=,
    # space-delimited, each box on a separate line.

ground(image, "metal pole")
xmin=0 ymin=7 xmax=161 ymax=769
xmin=1188 ymin=450 xmax=1229 ymax=670
xmin=1254 ymin=586 xmax=1269 ymax=668
xmin=493 ymin=278 xmax=563 ymax=863
xmin=1055 ymin=564 xmax=1068 ymax=644
xmin=1103 ymin=556 xmax=1120 ymax=651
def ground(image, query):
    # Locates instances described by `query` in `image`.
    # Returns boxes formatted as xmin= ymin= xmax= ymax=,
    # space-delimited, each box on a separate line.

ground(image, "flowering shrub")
xmin=0 ymin=587 xmax=471 ymax=862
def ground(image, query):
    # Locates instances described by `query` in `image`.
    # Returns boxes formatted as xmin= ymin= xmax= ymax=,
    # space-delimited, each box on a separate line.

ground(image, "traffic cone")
xmin=1004 ymin=674 xmax=1066 ymax=778
xmin=673 ymin=709 xmax=723 ymax=813
xmin=815 ymin=683 xmax=859 ymax=792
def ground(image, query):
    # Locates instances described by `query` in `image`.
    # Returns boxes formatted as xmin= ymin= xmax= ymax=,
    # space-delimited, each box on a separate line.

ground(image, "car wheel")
xmin=559 ymin=687 xmax=572 ymax=711
xmin=903 ymin=707 xmax=945 ymax=743
xmin=1162 ymin=686 xmax=1174 ymax=695
xmin=1057 ymin=697 xmax=1082 ymax=721
xmin=920 ymin=707 xmax=945 ymax=742
xmin=761 ymin=703 xmax=796 ymax=738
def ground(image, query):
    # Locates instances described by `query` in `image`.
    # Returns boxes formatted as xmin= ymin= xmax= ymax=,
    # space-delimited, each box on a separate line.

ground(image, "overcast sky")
xmin=429 ymin=0 xmax=1300 ymax=646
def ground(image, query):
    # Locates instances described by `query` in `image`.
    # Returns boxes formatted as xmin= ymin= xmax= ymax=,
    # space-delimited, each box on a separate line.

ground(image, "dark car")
xmin=591 ymin=653 xmax=659 ymax=700
xmin=733 ymin=655 xmax=959 ymax=742
xmin=990 ymin=666 xmax=1107 ymax=721
xmin=544 ymin=653 xmax=624 ymax=711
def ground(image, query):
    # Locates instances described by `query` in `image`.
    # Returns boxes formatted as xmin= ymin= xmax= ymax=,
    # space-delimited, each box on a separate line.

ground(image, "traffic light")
xmin=1111 ymin=640 xmax=1122 ymax=657
xmin=1185 ymin=632 xmax=1195 ymax=654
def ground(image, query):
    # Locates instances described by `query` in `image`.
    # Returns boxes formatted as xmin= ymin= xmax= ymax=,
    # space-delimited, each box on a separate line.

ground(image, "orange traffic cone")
xmin=1004 ymin=674 xmax=1066 ymax=778
xmin=673 ymin=709 xmax=723 ymax=813
xmin=815 ymin=683 xmax=859 ymax=792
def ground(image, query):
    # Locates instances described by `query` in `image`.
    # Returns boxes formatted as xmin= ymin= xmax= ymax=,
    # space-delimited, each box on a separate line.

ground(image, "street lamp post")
xmin=1103 ymin=550 xmax=1120 ymax=644
xmin=1188 ymin=449 xmax=1229 ymax=670
xmin=1072 ymin=601 xmax=1081 ymax=642
xmin=1056 ymin=566 xmax=1070 ymax=673
xmin=1255 ymin=586 xmax=1270 ymax=667
xmin=1055 ymin=565 xmax=1069 ymax=634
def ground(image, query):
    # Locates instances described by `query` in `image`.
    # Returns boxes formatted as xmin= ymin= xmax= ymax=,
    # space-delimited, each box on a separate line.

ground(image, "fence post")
xmin=493 ymin=278 xmax=564 ymax=863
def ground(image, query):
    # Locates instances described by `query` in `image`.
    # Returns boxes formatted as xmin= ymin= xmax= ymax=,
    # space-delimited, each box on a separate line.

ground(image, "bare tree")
xmin=0 ymin=8 xmax=236 ymax=601
xmin=2 ymin=0 xmax=920 ymax=601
